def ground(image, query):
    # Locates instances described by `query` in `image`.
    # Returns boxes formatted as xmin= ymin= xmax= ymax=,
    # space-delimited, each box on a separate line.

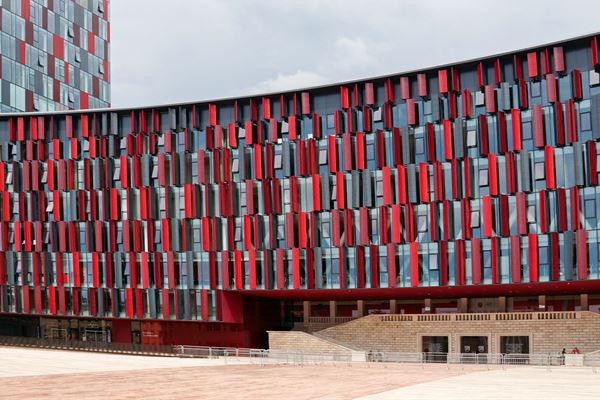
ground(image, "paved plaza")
xmin=0 ymin=347 xmax=598 ymax=399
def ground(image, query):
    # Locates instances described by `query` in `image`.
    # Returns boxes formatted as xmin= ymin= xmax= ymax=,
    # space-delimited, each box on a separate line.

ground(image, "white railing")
xmin=173 ymin=345 xmax=576 ymax=369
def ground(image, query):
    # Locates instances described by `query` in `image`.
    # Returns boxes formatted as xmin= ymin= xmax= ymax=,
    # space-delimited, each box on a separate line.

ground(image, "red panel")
xmin=532 ymin=104 xmax=545 ymax=147
xmin=365 ymin=82 xmax=375 ymax=104
xmin=292 ymin=248 xmax=300 ymax=289
xmin=462 ymin=89 xmax=472 ymax=118
xmin=471 ymin=238 xmax=482 ymax=285
xmin=528 ymin=234 xmax=538 ymax=282
xmin=391 ymin=205 xmax=401 ymax=244
xmin=488 ymin=153 xmax=498 ymax=196
xmin=527 ymin=52 xmax=538 ymax=78
xmin=497 ymin=112 xmax=508 ymax=154
xmin=554 ymin=101 xmax=565 ymax=146
xmin=386 ymin=244 xmax=396 ymax=288
xmin=511 ymin=109 xmax=522 ymax=151
xmin=399 ymin=77 xmax=410 ymax=100
xmin=417 ymin=73 xmax=427 ymax=97
xmin=443 ymin=120 xmax=453 ymax=160
xmin=484 ymin=85 xmax=495 ymax=113
xmin=478 ymin=114 xmax=489 ymax=155
xmin=328 ymin=135 xmax=337 ymax=173
xmin=418 ymin=163 xmax=428 ymax=203
xmin=455 ymin=240 xmax=465 ymax=285
xmin=516 ymin=192 xmax=528 ymax=235
xmin=248 ymin=249 xmax=257 ymax=290
xmin=572 ymin=69 xmax=583 ymax=100
xmin=545 ymin=74 xmax=557 ymax=103
xmin=544 ymin=146 xmax=556 ymax=189
xmin=588 ymin=141 xmax=598 ymax=186
xmin=410 ymin=242 xmax=419 ymax=287
xmin=438 ymin=69 xmax=448 ymax=93
xmin=301 ymin=92 xmax=310 ymax=115
xmin=53 ymin=34 xmax=64 ymax=59
xmin=510 ymin=235 xmax=521 ymax=283
xmin=406 ymin=99 xmax=416 ymax=125
xmin=591 ymin=37 xmax=599 ymax=67
xmin=482 ymin=196 xmax=493 ymax=238
xmin=577 ymin=229 xmax=588 ymax=280
xmin=477 ymin=62 xmax=485 ymax=87
xmin=553 ymin=46 xmax=565 ymax=73
xmin=565 ymin=99 xmax=577 ymax=143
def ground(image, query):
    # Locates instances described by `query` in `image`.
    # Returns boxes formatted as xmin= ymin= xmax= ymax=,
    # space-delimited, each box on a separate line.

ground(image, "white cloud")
xmin=243 ymin=70 xmax=330 ymax=95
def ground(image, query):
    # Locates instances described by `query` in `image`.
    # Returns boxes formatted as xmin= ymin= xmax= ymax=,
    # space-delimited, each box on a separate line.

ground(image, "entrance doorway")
xmin=460 ymin=336 xmax=488 ymax=354
xmin=421 ymin=336 xmax=448 ymax=362
xmin=500 ymin=336 xmax=530 ymax=354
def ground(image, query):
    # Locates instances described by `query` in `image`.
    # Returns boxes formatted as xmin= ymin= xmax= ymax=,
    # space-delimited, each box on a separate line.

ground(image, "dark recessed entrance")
xmin=422 ymin=336 xmax=448 ymax=362
xmin=460 ymin=336 xmax=488 ymax=354
xmin=500 ymin=336 xmax=530 ymax=354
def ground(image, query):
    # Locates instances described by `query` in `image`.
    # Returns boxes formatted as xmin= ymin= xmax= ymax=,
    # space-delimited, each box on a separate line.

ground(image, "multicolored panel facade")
xmin=0 ymin=0 xmax=110 ymax=112
xmin=1 ymin=34 xmax=600 ymax=329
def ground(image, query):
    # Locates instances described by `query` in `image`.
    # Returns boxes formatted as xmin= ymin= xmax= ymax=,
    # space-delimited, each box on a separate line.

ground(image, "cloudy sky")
xmin=110 ymin=0 xmax=600 ymax=108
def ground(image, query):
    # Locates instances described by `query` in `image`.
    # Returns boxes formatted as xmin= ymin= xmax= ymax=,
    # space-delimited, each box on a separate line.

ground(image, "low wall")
xmin=316 ymin=311 xmax=600 ymax=354
xmin=268 ymin=330 xmax=356 ymax=354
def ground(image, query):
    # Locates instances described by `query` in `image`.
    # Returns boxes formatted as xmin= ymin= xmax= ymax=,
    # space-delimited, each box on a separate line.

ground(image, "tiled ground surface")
xmin=1 ymin=347 xmax=598 ymax=399
xmin=0 ymin=347 xmax=489 ymax=399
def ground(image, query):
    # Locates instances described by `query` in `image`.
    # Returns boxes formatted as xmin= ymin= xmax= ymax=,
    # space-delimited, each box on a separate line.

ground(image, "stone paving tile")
xmin=356 ymin=366 xmax=600 ymax=400
xmin=0 ymin=359 xmax=489 ymax=399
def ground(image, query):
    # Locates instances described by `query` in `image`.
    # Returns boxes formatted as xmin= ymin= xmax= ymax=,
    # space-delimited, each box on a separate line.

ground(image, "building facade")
xmin=1 ymin=33 xmax=600 ymax=348
xmin=0 ymin=0 xmax=110 ymax=112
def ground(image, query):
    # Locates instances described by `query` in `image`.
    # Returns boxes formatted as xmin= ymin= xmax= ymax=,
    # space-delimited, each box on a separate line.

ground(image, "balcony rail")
xmin=376 ymin=311 xmax=581 ymax=323
xmin=305 ymin=316 xmax=355 ymax=324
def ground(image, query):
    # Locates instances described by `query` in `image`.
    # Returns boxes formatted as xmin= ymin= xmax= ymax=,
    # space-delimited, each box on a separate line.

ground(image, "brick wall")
xmin=268 ymin=331 xmax=354 ymax=354
xmin=274 ymin=312 xmax=600 ymax=354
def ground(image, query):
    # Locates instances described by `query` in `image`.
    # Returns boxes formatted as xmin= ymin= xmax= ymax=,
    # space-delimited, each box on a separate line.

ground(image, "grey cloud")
xmin=110 ymin=0 xmax=600 ymax=108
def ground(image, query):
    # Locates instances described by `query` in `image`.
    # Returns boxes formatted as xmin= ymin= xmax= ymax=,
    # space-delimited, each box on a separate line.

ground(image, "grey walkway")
xmin=357 ymin=366 xmax=600 ymax=400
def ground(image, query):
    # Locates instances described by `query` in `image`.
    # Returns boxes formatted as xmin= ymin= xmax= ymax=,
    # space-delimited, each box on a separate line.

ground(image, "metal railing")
xmin=0 ymin=336 xmax=586 ymax=370
xmin=0 ymin=335 xmax=177 ymax=356
xmin=173 ymin=345 xmax=573 ymax=369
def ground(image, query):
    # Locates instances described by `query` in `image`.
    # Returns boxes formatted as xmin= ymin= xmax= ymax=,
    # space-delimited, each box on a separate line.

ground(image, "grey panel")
xmin=362 ymin=170 xmax=372 ymax=207
xmin=182 ymin=290 xmax=190 ymax=320
xmin=282 ymin=142 xmax=291 ymax=177
xmin=431 ymin=95 xmax=442 ymax=122
xmin=179 ymin=107 xmax=187 ymax=131
xmin=110 ymin=113 xmax=119 ymax=135
xmin=97 ymin=289 xmax=104 ymax=316
xmin=320 ymin=172 xmax=330 ymax=211
xmin=114 ymin=253 xmax=123 ymax=288
xmin=351 ymin=170 xmax=361 ymax=209
xmin=148 ymin=288 xmax=157 ymax=319
xmin=563 ymin=231 xmax=575 ymax=280
xmin=141 ymin=154 xmax=151 ymax=186
xmin=5 ymin=251 xmax=14 ymax=285
xmin=168 ymin=108 xmax=177 ymax=131
xmin=239 ymin=148 xmax=246 ymax=181
xmin=499 ymin=82 xmax=511 ymax=111
xmin=314 ymin=248 xmax=323 ymax=289
xmin=101 ymin=113 xmax=109 ymax=135
xmin=519 ymin=150 xmax=531 ymax=192
xmin=591 ymin=94 xmax=600 ymax=139
xmin=402 ymin=126 xmax=412 ymax=165
xmin=171 ymin=153 xmax=181 ymax=186
xmin=573 ymin=141 xmax=584 ymax=186
xmin=454 ymin=118 xmax=465 ymax=159
xmin=406 ymin=164 xmax=417 ymax=203
xmin=185 ymin=252 xmax=195 ymax=288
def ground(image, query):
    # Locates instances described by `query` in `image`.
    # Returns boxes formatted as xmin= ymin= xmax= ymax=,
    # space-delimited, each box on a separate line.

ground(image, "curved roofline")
xmin=2 ymin=30 xmax=599 ymax=118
